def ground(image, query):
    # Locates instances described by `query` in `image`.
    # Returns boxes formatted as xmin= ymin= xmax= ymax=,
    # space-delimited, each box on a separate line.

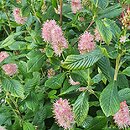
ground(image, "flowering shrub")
xmin=0 ymin=0 xmax=130 ymax=130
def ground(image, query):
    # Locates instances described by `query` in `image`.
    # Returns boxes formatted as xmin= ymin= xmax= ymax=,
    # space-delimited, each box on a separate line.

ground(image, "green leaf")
xmin=8 ymin=41 xmax=28 ymax=50
xmin=2 ymin=78 xmax=24 ymax=98
xmin=45 ymin=73 xmax=65 ymax=89
xmin=85 ymin=116 xmax=107 ymax=130
xmin=27 ymin=53 xmax=45 ymax=72
xmin=99 ymin=81 xmax=120 ymax=117
xmin=25 ymin=93 xmax=38 ymax=111
xmin=0 ymin=32 xmax=23 ymax=48
xmin=122 ymin=66 xmax=130 ymax=76
xmin=51 ymin=0 xmax=57 ymax=8
xmin=118 ymin=88 xmax=130 ymax=102
xmin=103 ymin=19 xmax=121 ymax=39
xmin=117 ymin=74 xmax=129 ymax=89
xmin=62 ymin=48 xmax=103 ymax=70
xmin=59 ymin=85 xmax=80 ymax=96
xmin=98 ymin=4 xmax=122 ymax=19
xmin=73 ymin=92 xmax=89 ymax=126
xmin=21 ymin=4 xmax=31 ymax=17
xmin=97 ymin=57 xmax=114 ymax=81
xmin=96 ymin=20 xmax=112 ymax=44
xmin=91 ymin=0 xmax=109 ymax=9
xmin=23 ymin=122 xmax=35 ymax=130
xmin=45 ymin=45 xmax=54 ymax=58
xmin=25 ymin=72 xmax=40 ymax=94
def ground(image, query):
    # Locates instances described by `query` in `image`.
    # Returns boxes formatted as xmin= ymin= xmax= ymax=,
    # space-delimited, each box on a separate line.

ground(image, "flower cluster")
xmin=121 ymin=7 xmax=130 ymax=30
xmin=0 ymin=52 xmax=9 ymax=63
xmin=71 ymin=0 xmax=82 ymax=14
xmin=47 ymin=68 xmax=55 ymax=78
xmin=78 ymin=31 xmax=95 ymax=54
xmin=13 ymin=8 xmax=27 ymax=24
xmin=0 ymin=51 xmax=17 ymax=76
xmin=53 ymin=98 xmax=74 ymax=129
xmin=113 ymin=101 xmax=130 ymax=129
xmin=42 ymin=20 xmax=68 ymax=56
xmin=2 ymin=63 xmax=18 ymax=76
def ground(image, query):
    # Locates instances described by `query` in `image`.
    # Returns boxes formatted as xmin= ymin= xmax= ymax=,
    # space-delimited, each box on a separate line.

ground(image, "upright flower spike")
xmin=113 ymin=101 xmax=130 ymax=129
xmin=2 ymin=63 xmax=18 ymax=76
xmin=13 ymin=8 xmax=27 ymax=24
xmin=78 ymin=31 xmax=95 ymax=54
xmin=51 ymin=25 xmax=68 ymax=56
xmin=0 ymin=51 xmax=9 ymax=63
xmin=53 ymin=98 xmax=74 ymax=129
xmin=42 ymin=20 xmax=57 ymax=42
xmin=71 ymin=0 xmax=82 ymax=14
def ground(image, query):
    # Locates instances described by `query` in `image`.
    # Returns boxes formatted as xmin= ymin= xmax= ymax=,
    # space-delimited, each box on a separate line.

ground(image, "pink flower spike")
xmin=42 ymin=20 xmax=57 ymax=42
xmin=0 ymin=52 xmax=9 ymax=63
xmin=78 ymin=31 xmax=95 ymax=54
xmin=13 ymin=8 xmax=27 ymax=24
xmin=2 ymin=63 xmax=18 ymax=76
xmin=51 ymin=25 xmax=68 ymax=56
xmin=53 ymin=98 xmax=74 ymax=129
xmin=113 ymin=101 xmax=130 ymax=129
xmin=71 ymin=0 xmax=82 ymax=14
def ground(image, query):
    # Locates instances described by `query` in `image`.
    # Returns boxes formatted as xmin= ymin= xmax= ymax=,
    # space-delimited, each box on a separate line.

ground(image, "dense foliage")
xmin=0 ymin=0 xmax=130 ymax=130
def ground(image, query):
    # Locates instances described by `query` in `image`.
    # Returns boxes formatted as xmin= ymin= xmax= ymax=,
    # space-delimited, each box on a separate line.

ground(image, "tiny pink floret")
xmin=113 ymin=101 xmax=130 ymax=129
xmin=53 ymin=98 xmax=74 ymax=129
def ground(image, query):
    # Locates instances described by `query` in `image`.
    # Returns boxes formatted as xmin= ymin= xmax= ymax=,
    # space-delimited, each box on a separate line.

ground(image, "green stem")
xmin=31 ymin=0 xmax=41 ymax=23
xmin=2 ymin=1 xmax=12 ymax=31
xmin=3 ymin=25 xmax=9 ymax=36
xmin=114 ymin=54 xmax=121 ymax=81
xmin=87 ymin=68 xmax=91 ymax=87
xmin=59 ymin=0 xmax=63 ymax=26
